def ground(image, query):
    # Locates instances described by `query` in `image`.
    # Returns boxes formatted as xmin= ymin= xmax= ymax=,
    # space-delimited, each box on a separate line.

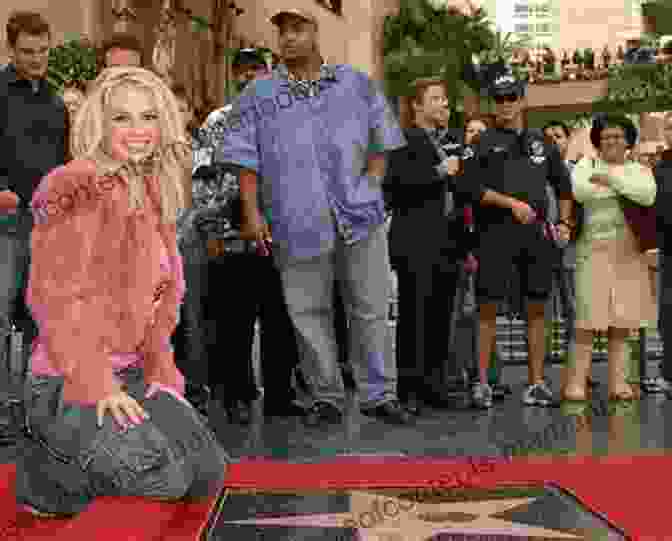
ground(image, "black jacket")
xmin=456 ymin=127 xmax=572 ymax=231
xmin=383 ymin=126 xmax=469 ymax=266
xmin=654 ymin=150 xmax=672 ymax=251
xmin=0 ymin=64 xmax=68 ymax=233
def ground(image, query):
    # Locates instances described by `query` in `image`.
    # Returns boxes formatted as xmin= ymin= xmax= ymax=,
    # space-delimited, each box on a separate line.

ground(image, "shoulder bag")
xmin=582 ymin=159 xmax=657 ymax=251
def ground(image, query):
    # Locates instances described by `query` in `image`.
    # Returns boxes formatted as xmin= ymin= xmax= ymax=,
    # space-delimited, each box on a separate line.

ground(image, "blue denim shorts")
xmin=14 ymin=365 xmax=229 ymax=516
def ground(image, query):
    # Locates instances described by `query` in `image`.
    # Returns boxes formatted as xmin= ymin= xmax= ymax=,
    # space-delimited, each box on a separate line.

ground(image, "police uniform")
xmin=458 ymin=77 xmax=572 ymax=305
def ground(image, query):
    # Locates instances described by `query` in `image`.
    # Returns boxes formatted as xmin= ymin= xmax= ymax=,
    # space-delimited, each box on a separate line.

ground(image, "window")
xmin=536 ymin=3 xmax=551 ymax=15
xmin=515 ymin=23 xmax=531 ymax=32
xmin=514 ymin=3 xmax=529 ymax=15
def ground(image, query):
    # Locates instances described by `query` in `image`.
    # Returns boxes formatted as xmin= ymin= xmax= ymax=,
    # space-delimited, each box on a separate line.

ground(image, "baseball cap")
xmin=487 ymin=64 xmax=526 ymax=98
xmin=270 ymin=8 xmax=318 ymax=28
xmin=232 ymin=48 xmax=267 ymax=68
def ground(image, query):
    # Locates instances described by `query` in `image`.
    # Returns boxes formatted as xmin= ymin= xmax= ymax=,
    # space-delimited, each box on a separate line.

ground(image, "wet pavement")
xmin=212 ymin=360 xmax=671 ymax=462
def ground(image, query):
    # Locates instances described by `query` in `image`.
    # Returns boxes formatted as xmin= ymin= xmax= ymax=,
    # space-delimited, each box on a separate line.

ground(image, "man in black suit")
xmin=384 ymin=77 xmax=469 ymax=414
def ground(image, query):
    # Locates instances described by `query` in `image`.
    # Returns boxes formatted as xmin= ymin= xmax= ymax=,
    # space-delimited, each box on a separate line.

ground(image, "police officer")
xmin=456 ymin=63 xmax=573 ymax=408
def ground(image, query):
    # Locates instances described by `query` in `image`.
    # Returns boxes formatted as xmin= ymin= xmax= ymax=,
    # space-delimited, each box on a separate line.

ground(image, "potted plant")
xmin=572 ymin=49 xmax=583 ymax=70
xmin=47 ymin=35 xmax=98 ymax=93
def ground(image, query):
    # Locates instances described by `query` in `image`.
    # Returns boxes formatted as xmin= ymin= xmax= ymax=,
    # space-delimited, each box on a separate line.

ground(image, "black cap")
xmin=232 ymin=48 xmax=267 ymax=68
xmin=462 ymin=59 xmax=527 ymax=98
xmin=485 ymin=62 xmax=527 ymax=98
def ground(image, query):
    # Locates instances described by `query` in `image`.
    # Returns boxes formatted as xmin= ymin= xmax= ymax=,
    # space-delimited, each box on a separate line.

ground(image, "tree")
xmin=478 ymin=29 xmax=532 ymax=68
xmin=641 ymin=0 xmax=672 ymax=36
xmin=382 ymin=0 xmax=496 ymax=121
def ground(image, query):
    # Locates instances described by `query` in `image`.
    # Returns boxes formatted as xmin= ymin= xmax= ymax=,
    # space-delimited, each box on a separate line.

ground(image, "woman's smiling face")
xmin=103 ymin=83 xmax=161 ymax=162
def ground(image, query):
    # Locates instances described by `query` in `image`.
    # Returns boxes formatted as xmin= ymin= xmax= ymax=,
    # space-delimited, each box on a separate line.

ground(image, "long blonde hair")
xmin=71 ymin=66 xmax=188 ymax=224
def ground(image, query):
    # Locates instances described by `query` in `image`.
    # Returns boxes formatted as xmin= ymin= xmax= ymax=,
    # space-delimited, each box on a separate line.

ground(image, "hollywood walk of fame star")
xmin=223 ymin=489 xmax=583 ymax=540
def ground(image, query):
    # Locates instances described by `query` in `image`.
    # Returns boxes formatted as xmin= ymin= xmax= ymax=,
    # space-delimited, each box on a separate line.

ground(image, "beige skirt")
xmin=575 ymin=224 xmax=656 ymax=331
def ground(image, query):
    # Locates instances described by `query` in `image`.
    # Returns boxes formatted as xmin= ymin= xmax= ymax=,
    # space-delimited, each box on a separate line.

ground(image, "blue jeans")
xmin=277 ymin=223 xmax=397 ymax=410
xmin=14 ymin=365 xmax=229 ymax=516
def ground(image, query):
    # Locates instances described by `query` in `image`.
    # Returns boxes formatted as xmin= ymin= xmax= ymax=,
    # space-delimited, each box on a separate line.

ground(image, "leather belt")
xmin=207 ymin=238 xmax=255 ymax=257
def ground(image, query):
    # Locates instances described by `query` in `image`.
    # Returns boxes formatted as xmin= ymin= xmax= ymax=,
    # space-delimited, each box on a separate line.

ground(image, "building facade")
xmin=1 ymin=0 xmax=665 ymax=149
xmin=1 ymin=0 xmax=399 ymax=113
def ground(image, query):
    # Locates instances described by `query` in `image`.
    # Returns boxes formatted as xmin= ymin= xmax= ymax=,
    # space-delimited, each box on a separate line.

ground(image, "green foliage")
xmin=190 ymin=14 xmax=211 ymax=33
xmin=479 ymin=30 xmax=531 ymax=65
xmin=641 ymin=0 xmax=672 ymax=36
xmin=599 ymin=63 xmax=672 ymax=111
xmin=47 ymin=37 xmax=98 ymax=93
xmin=382 ymin=0 xmax=495 ymax=104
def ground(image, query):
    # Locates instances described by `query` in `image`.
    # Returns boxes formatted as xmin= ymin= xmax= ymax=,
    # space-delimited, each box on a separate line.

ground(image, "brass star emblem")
xmin=224 ymin=489 xmax=583 ymax=540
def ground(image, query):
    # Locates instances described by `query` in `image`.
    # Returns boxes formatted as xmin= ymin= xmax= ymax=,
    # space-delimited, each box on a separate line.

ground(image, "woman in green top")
xmin=564 ymin=114 xmax=656 ymax=402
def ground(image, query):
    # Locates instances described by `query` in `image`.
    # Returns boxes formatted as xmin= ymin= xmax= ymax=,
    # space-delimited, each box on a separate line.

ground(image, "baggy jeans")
xmin=14 ymin=365 xmax=229 ymax=516
xmin=277 ymin=223 xmax=397 ymax=411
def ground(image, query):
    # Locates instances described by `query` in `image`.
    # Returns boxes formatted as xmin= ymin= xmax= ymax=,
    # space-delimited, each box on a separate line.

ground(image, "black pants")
xmin=206 ymin=252 xmax=302 ymax=407
xmin=258 ymin=254 xmax=303 ymax=409
xmin=660 ymin=253 xmax=672 ymax=381
xmin=11 ymin=230 xmax=38 ymax=347
xmin=172 ymin=257 xmax=209 ymax=386
xmin=395 ymin=252 xmax=459 ymax=402
xmin=205 ymin=253 xmax=261 ymax=405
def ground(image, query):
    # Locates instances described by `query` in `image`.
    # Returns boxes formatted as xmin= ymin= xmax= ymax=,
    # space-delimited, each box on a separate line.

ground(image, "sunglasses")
xmin=494 ymin=94 xmax=519 ymax=104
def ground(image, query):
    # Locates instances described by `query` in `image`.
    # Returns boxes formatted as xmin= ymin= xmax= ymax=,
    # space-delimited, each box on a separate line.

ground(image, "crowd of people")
xmin=1 ymin=6 xmax=672 ymax=518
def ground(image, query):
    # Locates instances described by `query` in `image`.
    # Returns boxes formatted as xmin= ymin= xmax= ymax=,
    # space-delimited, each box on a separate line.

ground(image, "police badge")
xmin=529 ymin=139 xmax=546 ymax=165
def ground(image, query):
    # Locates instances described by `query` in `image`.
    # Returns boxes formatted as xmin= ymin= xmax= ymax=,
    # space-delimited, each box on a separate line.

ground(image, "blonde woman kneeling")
xmin=15 ymin=67 xmax=228 ymax=517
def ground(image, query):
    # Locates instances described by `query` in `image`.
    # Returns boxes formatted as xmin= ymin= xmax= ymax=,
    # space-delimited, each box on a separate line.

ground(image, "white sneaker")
xmin=472 ymin=382 xmax=493 ymax=409
xmin=20 ymin=504 xmax=58 ymax=518
xmin=644 ymin=377 xmax=671 ymax=393
xmin=522 ymin=381 xmax=554 ymax=406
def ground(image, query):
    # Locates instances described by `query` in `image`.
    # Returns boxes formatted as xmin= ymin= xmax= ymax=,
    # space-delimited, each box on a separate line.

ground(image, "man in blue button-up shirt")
xmin=215 ymin=8 xmax=413 ymax=427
